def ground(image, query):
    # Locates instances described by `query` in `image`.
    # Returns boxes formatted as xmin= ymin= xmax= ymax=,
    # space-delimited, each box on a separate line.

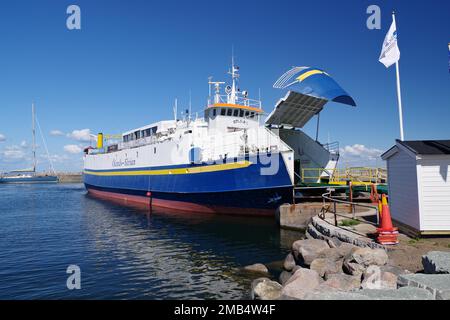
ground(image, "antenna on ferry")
xmin=208 ymin=76 xmax=213 ymax=97
xmin=228 ymin=47 xmax=239 ymax=104
xmin=173 ymin=98 xmax=178 ymax=121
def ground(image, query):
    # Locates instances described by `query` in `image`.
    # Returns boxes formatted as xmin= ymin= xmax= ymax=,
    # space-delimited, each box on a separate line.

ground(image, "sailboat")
xmin=0 ymin=103 xmax=58 ymax=183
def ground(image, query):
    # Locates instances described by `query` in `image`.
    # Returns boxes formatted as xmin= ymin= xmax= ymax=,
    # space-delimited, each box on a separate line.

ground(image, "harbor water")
xmin=0 ymin=183 xmax=296 ymax=299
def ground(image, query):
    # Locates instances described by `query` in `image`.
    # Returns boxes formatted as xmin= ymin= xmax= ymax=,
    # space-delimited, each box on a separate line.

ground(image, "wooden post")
xmin=348 ymin=181 xmax=353 ymax=213
xmin=333 ymin=201 xmax=337 ymax=226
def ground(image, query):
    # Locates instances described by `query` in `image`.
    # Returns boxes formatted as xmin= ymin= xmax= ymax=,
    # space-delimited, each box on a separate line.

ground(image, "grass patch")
xmin=408 ymin=237 xmax=422 ymax=245
xmin=339 ymin=219 xmax=360 ymax=227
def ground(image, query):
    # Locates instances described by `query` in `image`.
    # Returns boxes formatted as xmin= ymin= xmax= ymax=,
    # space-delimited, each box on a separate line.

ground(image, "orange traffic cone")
xmin=377 ymin=194 xmax=399 ymax=245
xmin=377 ymin=194 xmax=397 ymax=232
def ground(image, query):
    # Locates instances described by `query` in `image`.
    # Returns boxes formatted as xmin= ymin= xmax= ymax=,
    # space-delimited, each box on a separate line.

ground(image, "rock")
xmin=279 ymin=271 xmax=292 ymax=285
xmin=327 ymin=237 xmax=343 ymax=248
xmin=283 ymin=253 xmax=296 ymax=272
xmin=323 ymin=273 xmax=361 ymax=291
xmin=244 ymin=263 xmax=269 ymax=274
xmin=380 ymin=264 xmax=410 ymax=277
xmin=251 ymin=278 xmax=269 ymax=299
xmin=252 ymin=278 xmax=283 ymax=300
xmin=343 ymin=260 xmax=365 ymax=277
xmin=310 ymin=258 xmax=343 ymax=278
xmin=398 ymin=273 xmax=450 ymax=300
xmin=292 ymin=239 xmax=330 ymax=266
xmin=358 ymin=287 xmax=434 ymax=300
xmin=304 ymin=287 xmax=433 ymax=300
xmin=361 ymin=266 xmax=397 ymax=290
xmin=351 ymin=247 xmax=388 ymax=267
xmin=422 ymin=251 xmax=450 ymax=274
xmin=316 ymin=248 xmax=343 ymax=262
xmin=304 ymin=291 xmax=370 ymax=300
xmin=336 ymin=243 xmax=359 ymax=258
xmin=316 ymin=244 xmax=357 ymax=261
xmin=281 ymin=268 xmax=322 ymax=299
xmin=343 ymin=247 xmax=388 ymax=276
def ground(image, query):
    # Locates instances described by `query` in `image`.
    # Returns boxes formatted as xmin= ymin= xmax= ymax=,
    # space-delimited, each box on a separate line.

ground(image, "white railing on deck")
xmin=198 ymin=127 xmax=290 ymax=162
xmin=210 ymin=95 xmax=262 ymax=109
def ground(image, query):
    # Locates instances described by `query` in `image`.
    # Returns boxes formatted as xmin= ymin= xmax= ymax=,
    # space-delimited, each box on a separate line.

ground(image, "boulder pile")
xmin=251 ymin=238 xmax=450 ymax=300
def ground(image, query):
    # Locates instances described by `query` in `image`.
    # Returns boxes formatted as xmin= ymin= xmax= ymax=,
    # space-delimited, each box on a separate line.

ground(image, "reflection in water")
xmin=0 ymin=184 xmax=303 ymax=299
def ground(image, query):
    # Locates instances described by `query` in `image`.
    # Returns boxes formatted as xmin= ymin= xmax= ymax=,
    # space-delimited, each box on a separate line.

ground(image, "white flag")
xmin=379 ymin=18 xmax=400 ymax=68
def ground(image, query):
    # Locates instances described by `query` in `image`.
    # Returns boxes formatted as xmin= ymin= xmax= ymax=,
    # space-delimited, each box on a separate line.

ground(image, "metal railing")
xmin=321 ymin=189 xmax=380 ymax=227
xmin=322 ymin=141 xmax=340 ymax=155
xmin=209 ymin=95 xmax=262 ymax=109
xmin=300 ymin=167 xmax=388 ymax=184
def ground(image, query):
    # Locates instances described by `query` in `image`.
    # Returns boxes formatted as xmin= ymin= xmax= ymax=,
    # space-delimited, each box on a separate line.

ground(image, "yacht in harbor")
xmin=83 ymin=62 xmax=355 ymax=215
xmin=0 ymin=104 xmax=58 ymax=184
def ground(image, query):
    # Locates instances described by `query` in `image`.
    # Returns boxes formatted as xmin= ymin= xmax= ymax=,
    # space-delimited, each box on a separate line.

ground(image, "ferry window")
xmin=245 ymin=111 xmax=250 ymax=117
xmin=227 ymin=109 xmax=232 ymax=116
xmin=134 ymin=131 xmax=140 ymax=140
xmin=213 ymin=109 xmax=217 ymax=117
xmin=154 ymin=147 xmax=156 ymax=154
xmin=220 ymin=108 xmax=226 ymax=116
xmin=145 ymin=128 xmax=151 ymax=137
xmin=250 ymin=112 xmax=255 ymax=118
xmin=239 ymin=109 xmax=244 ymax=117
xmin=233 ymin=109 xmax=239 ymax=117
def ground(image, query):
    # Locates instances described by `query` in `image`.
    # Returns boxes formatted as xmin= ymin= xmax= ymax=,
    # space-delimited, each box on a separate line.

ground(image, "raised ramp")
xmin=265 ymin=91 xmax=327 ymax=128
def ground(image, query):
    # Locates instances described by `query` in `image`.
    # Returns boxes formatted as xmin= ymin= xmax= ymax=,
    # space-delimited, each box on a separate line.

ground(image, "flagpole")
xmin=392 ymin=11 xmax=405 ymax=141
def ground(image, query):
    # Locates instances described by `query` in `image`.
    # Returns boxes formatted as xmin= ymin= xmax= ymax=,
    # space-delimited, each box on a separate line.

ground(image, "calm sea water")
xmin=0 ymin=183 xmax=299 ymax=299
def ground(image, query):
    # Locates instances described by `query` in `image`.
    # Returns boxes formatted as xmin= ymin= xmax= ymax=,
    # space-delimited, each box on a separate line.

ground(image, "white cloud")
xmin=1 ymin=145 xmax=26 ymax=160
xmin=64 ymin=144 xmax=83 ymax=154
xmin=339 ymin=144 xmax=384 ymax=166
xmin=20 ymin=140 xmax=28 ymax=148
xmin=67 ymin=129 xmax=93 ymax=142
xmin=0 ymin=134 xmax=5 ymax=142
xmin=50 ymin=130 xmax=64 ymax=136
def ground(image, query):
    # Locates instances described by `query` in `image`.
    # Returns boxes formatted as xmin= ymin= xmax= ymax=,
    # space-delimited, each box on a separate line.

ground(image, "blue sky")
xmin=0 ymin=0 xmax=449 ymax=171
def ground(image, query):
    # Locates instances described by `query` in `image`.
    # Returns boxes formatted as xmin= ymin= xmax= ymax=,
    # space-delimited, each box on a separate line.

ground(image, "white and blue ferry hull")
xmin=84 ymin=152 xmax=294 ymax=216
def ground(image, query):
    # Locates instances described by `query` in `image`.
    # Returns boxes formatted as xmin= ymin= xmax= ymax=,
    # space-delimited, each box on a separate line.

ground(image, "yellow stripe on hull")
xmin=84 ymin=161 xmax=252 ymax=176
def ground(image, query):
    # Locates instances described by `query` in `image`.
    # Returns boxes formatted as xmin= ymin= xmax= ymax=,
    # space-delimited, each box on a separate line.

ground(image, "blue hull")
xmin=0 ymin=176 xmax=59 ymax=184
xmin=84 ymin=153 xmax=294 ymax=215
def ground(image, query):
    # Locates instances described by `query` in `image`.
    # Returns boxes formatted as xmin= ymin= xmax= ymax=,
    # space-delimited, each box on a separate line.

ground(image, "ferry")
xmin=83 ymin=63 xmax=354 ymax=216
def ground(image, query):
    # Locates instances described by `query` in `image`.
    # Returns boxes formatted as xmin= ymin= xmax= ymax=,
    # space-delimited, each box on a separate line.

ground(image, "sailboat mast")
xmin=32 ymin=102 xmax=36 ymax=173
